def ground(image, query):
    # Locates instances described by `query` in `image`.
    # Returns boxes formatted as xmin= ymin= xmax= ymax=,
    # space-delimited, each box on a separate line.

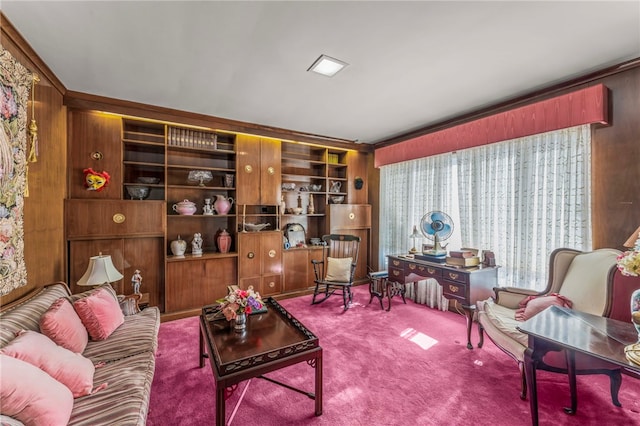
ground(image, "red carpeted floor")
xmin=147 ymin=285 xmax=640 ymax=425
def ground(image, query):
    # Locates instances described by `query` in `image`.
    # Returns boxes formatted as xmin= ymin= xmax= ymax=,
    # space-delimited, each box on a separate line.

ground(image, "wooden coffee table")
xmin=199 ymin=297 xmax=323 ymax=426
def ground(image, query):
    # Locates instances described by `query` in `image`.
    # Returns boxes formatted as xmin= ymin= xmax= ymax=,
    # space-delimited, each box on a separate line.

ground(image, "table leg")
xmin=563 ymin=350 xmax=577 ymax=415
xmin=462 ymin=305 xmax=474 ymax=349
xmin=216 ymin=381 xmax=226 ymax=426
xmin=199 ymin=324 xmax=205 ymax=368
xmin=315 ymin=350 xmax=323 ymax=416
xmin=524 ymin=347 xmax=539 ymax=426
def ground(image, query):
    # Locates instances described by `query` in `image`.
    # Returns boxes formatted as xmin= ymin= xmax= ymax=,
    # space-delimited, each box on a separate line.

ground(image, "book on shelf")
xmin=445 ymin=256 xmax=480 ymax=267
xmin=448 ymin=250 xmax=475 ymax=258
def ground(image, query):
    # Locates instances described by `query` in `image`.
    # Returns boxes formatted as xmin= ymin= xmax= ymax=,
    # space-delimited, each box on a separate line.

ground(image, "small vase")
xmin=631 ymin=288 xmax=640 ymax=340
xmin=170 ymin=235 xmax=187 ymax=257
xmin=234 ymin=312 xmax=247 ymax=332
xmin=217 ymin=229 xmax=232 ymax=254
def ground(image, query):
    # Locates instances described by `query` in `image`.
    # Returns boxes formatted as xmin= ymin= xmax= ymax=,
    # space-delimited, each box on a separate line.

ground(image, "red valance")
xmin=375 ymin=84 xmax=608 ymax=167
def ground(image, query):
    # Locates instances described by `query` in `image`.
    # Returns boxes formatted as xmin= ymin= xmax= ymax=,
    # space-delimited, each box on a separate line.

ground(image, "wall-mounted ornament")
xmin=354 ymin=176 xmax=364 ymax=190
xmin=83 ymin=167 xmax=111 ymax=192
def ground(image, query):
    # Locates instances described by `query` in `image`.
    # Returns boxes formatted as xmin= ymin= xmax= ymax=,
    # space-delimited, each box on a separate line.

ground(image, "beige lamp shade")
xmin=624 ymin=225 xmax=640 ymax=248
xmin=77 ymin=254 xmax=123 ymax=287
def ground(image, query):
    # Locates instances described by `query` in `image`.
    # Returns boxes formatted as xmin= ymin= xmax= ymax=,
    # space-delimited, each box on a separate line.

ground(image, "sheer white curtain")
xmin=456 ymin=125 xmax=592 ymax=289
xmin=379 ymin=153 xmax=458 ymax=267
xmin=379 ymin=124 xmax=592 ymax=290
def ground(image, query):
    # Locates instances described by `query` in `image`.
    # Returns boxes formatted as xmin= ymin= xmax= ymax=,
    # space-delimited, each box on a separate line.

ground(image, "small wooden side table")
xmin=138 ymin=293 xmax=150 ymax=310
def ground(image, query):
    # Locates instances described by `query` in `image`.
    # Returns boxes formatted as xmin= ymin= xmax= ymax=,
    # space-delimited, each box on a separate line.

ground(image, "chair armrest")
xmin=493 ymin=286 xmax=544 ymax=309
xmin=311 ymin=260 xmax=324 ymax=281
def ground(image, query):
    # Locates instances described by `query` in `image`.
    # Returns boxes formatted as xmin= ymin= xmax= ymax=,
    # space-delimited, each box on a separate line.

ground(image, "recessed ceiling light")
xmin=307 ymin=54 xmax=348 ymax=77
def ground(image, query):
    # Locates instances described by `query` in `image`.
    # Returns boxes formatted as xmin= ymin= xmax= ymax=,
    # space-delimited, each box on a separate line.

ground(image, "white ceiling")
xmin=3 ymin=1 xmax=639 ymax=144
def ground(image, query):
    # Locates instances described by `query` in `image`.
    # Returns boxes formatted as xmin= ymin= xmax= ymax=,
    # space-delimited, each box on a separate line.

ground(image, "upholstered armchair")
xmin=477 ymin=248 xmax=621 ymax=401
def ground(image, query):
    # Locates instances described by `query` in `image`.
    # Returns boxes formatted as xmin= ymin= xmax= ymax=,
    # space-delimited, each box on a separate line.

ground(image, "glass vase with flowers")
xmin=217 ymin=286 xmax=263 ymax=332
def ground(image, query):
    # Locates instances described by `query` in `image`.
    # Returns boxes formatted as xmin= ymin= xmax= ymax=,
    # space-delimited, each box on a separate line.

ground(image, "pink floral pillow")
xmin=0 ymin=354 xmax=73 ymax=425
xmin=0 ymin=330 xmax=100 ymax=398
xmin=73 ymin=287 xmax=125 ymax=340
xmin=40 ymin=297 xmax=89 ymax=353
xmin=515 ymin=293 xmax=573 ymax=321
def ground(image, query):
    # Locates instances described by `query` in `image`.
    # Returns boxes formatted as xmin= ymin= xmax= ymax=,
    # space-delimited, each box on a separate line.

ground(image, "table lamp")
xmin=77 ymin=254 xmax=123 ymax=288
xmin=409 ymin=225 xmax=421 ymax=254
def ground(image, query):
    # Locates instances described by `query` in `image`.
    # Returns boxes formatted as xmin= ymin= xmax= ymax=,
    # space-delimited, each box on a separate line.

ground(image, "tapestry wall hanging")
xmin=0 ymin=46 xmax=33 ymax=295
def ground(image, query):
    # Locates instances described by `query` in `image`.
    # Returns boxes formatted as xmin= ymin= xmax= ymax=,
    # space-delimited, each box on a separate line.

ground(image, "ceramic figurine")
xmin=131 ymin=269 xmax=142 ymax=294
xmin=308 ymin=195 xmax=315 ymax=214
xmin=192 ymin=232 xmax=203 ymax=256
xmin=203 ymin=198 xmax=214 ymax=215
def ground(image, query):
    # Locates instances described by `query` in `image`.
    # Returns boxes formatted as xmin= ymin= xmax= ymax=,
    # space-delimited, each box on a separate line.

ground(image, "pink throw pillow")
xmin=0 ymin=330 xmax=97 ymax=397
xmin=73 ymin=287 xmax=125 ymax=340
xmin=0 ymin=354 xmax=73 ymax=425
xmin=515 ymin=293 xmax=573 ymax=321
xmin=40 ymin=297 xmax=89 ymax=353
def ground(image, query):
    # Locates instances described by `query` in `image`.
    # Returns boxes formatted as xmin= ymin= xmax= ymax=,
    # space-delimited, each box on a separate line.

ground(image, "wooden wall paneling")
xmin=67 ymin=109 xmax=122 ymax=199
xmin=591 ymin=68 xmax=640 ymax=249
xmin=346 ymin=150 xmax=369 ymax=205
xmin=203 ymin=257 xmax=237 ymax=303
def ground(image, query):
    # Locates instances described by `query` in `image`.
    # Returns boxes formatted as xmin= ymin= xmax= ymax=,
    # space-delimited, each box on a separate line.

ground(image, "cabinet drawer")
xmin=262 ymin=274 xmax=282 ymax=296
xmin=443 ymin=270 xmax=468 ymax=284
xmin=388 ymin=266 xmax=404 ymax=283
xmin=406 ymin=262 xmax=442 ymax=279
xmin=328 ymin=204 xmax=371 ymax=230
xmin=442 ymin=280 xmax=467 ymax=303
xmin=66 ymin=199 xmax=165 ymax=239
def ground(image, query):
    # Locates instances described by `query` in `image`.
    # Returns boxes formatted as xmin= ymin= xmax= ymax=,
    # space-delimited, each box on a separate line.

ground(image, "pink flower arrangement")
xmin=617 ymin=234 xmax=640 ymax=277
xmin=218 ymin=286 xmax=263 ymax=321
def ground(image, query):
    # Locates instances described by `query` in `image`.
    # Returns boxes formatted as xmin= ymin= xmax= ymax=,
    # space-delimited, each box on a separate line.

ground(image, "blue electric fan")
xmin=420 ymin=211 xmax=454 ymax=257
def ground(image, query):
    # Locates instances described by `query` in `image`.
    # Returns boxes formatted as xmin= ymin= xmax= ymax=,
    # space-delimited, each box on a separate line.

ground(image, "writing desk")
xmin=387 ymin=255 xmax=499 ymax=349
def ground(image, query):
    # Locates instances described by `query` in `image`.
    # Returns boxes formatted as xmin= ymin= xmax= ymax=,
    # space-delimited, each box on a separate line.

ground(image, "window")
xmin=379 ymin=125 xmax=592 ymax=290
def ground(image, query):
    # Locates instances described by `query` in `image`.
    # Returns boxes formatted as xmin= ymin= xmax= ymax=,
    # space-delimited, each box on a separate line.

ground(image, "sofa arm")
xmin=493 ymin=286 xmax=543 ymax=309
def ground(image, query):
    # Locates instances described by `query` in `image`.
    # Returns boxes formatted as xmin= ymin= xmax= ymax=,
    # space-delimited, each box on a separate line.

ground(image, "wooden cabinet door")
xmin=261 ymin=232 xmax=281 ymax=275
xmin=260 ymin=137 xmax=281 ymax=205
xmin=235 ymin=135 xmax=281 ymax=205
xmin=238 ymin=232 xmax=262 ymax=278
xmin=166 ymin=257 xmax=236 ymax=312
xmin=68 ymin=110 xmax=122 ymax=199
xmin=236 ymin=134 xmax=261 ymax=205
xmin=283 ymin=249 xmax=308 ymax=292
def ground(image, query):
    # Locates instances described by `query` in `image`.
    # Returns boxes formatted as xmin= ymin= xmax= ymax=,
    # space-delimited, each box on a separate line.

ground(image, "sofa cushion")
xmin=74 ymin=288 xmax=125 ymax=341
xmin=515 ymin=293 xmax=573 ymax=321
xmin=40 ymin=297 xmax=89 ymax=353
xmin=0 ymin=354 xmax=74 ymax=425
xmin=478 ymin=298 xmax=529 ymax=347
xmin=83 ymin=307 xmax=160 ymax=363
xmin=0 ymin=330 xmax=98 ymax=398
xmin=69 ymin=351 xmax=155 ymax=426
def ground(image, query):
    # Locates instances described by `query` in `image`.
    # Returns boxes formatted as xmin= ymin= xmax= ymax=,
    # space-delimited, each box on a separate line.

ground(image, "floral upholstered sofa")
xmin=0 ymin=282 xmax=159 ymax=425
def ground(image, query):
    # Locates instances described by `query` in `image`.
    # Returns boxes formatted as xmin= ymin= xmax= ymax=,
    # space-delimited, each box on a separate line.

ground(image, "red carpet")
xmin=147 ymin=285 xmax=640 ymax=425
